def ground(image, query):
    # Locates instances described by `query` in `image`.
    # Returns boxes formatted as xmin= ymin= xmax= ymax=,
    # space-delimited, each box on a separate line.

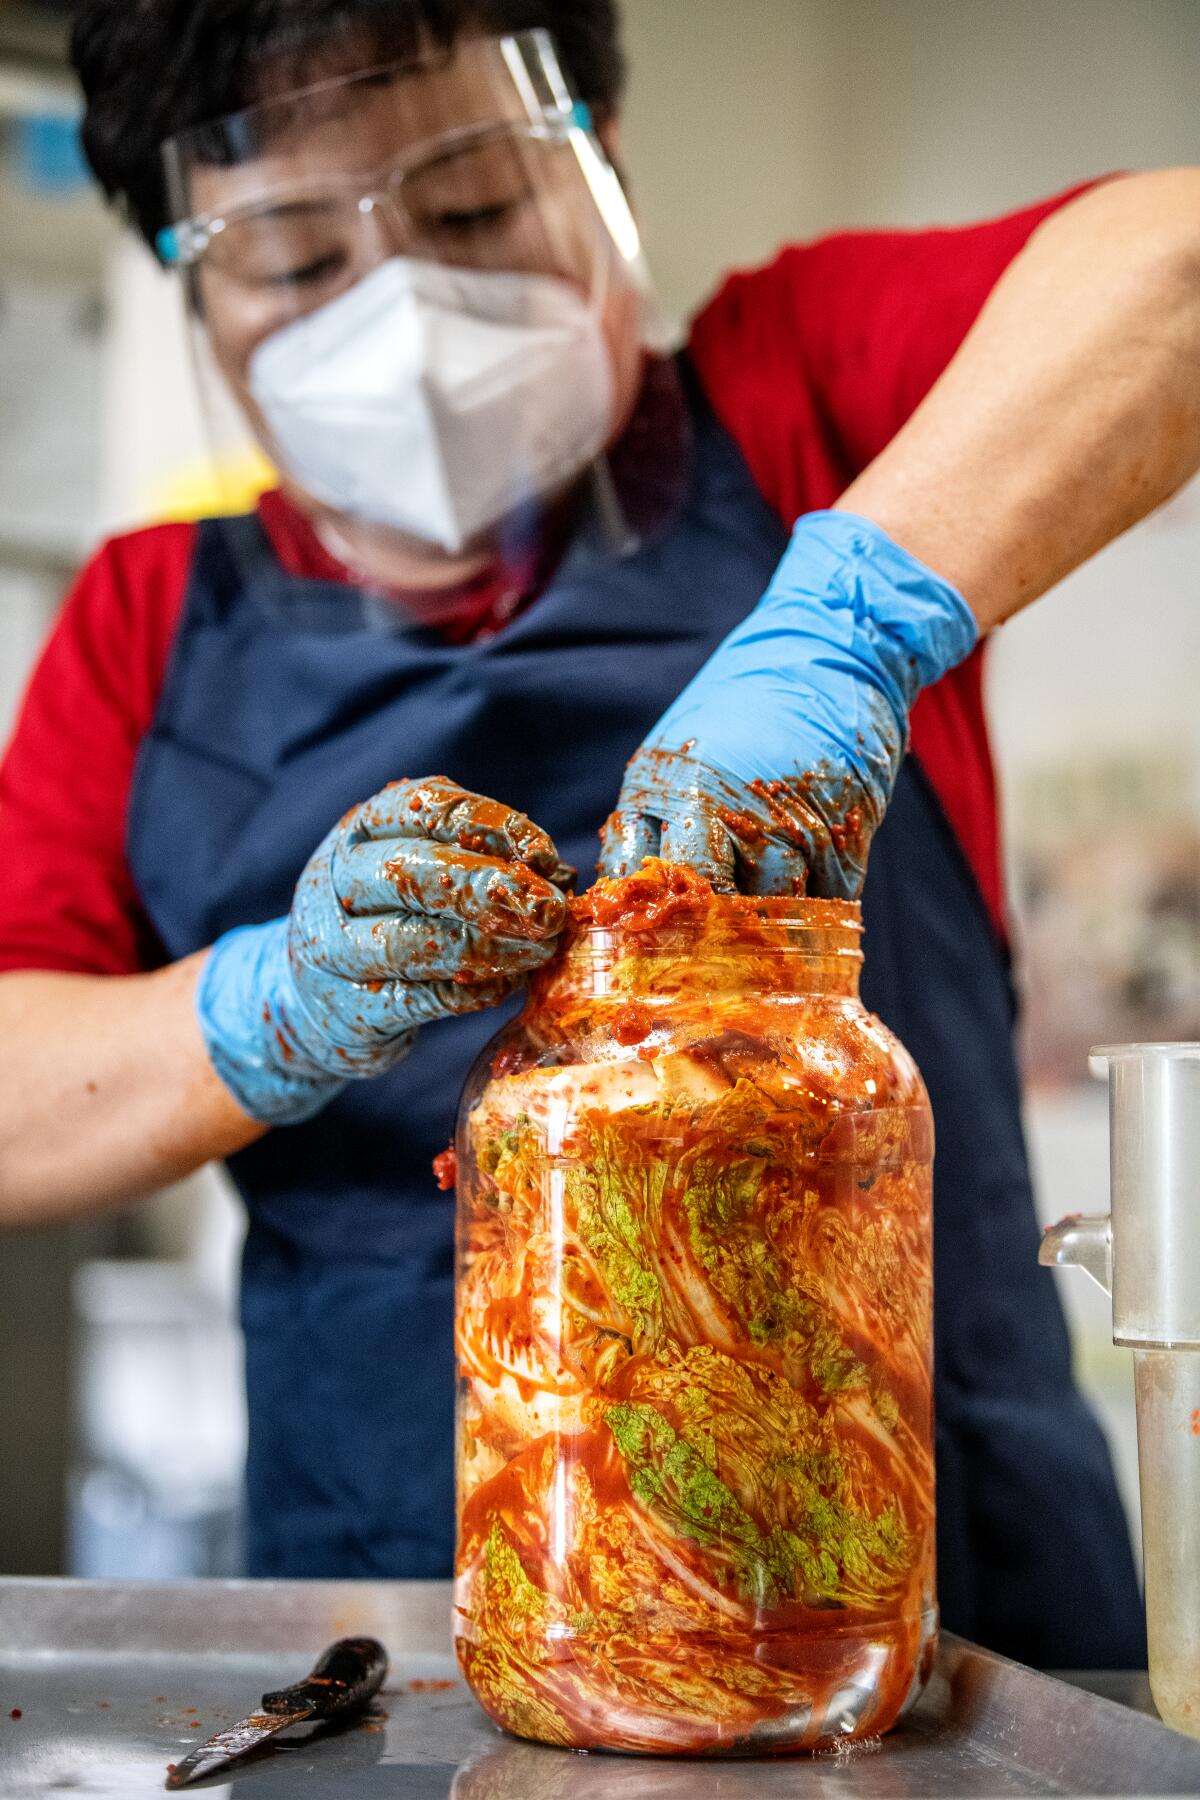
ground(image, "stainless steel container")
xmin=1041 ymin=1043 xmax=1200 ymax=1737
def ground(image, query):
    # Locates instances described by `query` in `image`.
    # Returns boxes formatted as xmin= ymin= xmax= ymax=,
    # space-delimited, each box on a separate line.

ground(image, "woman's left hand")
xmin=598 ymin=511 xmax=978 ymax=898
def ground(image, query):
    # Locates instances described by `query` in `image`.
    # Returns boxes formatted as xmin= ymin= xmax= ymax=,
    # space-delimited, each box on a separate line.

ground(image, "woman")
xmin=3 ymin=0 xmax=1195 ymax=1665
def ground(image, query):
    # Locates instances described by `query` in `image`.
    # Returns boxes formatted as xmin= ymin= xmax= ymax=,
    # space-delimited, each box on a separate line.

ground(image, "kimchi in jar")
xmin=452 ymin=861 xmax=936 ymax=1754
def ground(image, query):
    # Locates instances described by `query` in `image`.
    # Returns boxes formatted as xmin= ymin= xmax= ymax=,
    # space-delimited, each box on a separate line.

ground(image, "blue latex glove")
xmin=599 ymin=511 xmax=979 ymax=897
xmin=197 ymin=777 xmax=571 ymax=1125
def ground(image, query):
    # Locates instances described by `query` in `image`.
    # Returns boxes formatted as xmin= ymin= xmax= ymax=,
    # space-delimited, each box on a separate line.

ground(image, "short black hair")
xmin=70 ymin=0 xmax=626 ymax=250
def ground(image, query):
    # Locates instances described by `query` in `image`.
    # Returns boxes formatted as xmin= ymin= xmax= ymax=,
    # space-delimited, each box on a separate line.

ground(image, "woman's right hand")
xmin=196 ymin=776 xmax=571 ymax=1124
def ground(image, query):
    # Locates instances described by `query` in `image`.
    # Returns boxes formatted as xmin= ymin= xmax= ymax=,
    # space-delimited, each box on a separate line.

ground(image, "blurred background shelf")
xmin=0 ymin=2 xmax=72 ymax=79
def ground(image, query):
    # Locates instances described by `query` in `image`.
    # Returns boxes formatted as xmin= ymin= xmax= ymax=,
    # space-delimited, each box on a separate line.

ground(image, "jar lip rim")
xmin=570 ymin=895 xmax=863 ymax=932
xmin=740 ymin=896 xmax=861 ymax=925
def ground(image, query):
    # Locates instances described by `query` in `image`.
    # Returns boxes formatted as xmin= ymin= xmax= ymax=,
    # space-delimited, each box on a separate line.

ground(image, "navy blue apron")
xmin=126 ymin=366 xmax=1143 ymax=1668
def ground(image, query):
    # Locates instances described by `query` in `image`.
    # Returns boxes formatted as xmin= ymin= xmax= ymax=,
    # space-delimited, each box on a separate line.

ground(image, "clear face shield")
xmin=157 ymin=31 xmax=686 ymax=587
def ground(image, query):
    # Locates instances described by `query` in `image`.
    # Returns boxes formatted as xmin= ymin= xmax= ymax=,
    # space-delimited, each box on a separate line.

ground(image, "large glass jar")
xmin=452 ymin=863 xmax=936 ymax=1755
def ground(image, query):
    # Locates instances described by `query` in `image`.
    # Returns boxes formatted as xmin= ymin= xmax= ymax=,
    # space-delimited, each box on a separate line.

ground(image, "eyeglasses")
xmin=157 ymin=108 xmax=592 ymax=290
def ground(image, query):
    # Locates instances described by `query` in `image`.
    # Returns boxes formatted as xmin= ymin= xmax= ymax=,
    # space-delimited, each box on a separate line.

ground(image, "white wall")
xmin=828 ymin=0 xmax=1200 ymax=228
xmin=621 ymin=0 xmax=1200 ymax=320
xmin=620 ymin=0 xmax=843 ymax=323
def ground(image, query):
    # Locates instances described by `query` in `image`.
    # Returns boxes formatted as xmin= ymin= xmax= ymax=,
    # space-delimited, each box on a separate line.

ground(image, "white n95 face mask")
xmin=247 ymin=258 xmax=615 ymax=555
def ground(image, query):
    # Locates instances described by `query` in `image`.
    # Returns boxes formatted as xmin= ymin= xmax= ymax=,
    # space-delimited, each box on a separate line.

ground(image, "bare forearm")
xmin=839 ymin=169 xmax=1200 ymax=629
xmin=0 ymin=958 xmax=264 ymax=1225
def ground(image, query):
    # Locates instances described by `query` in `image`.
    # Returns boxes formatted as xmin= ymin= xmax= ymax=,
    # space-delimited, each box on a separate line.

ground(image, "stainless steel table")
xmin=1 ymin=1579 xmax=1197 ymax=1798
